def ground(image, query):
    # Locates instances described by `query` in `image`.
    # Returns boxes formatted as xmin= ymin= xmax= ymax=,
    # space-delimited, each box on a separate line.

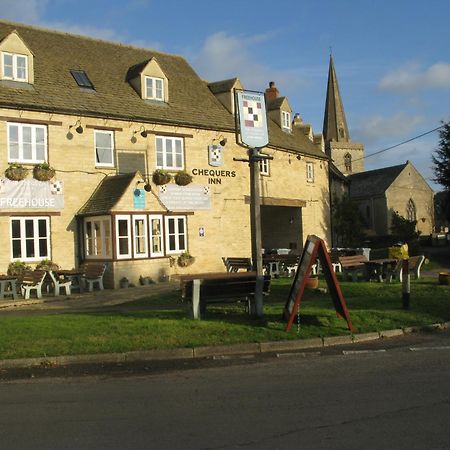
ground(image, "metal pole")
xmin=249 ymin=148 xmax=264 ymax=318
xmin=402 ymin=259 xmax=410 ymax=309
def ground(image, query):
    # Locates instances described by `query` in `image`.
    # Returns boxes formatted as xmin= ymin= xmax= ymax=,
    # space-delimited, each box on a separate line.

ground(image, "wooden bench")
xmin=181 ymin=273 xmax=271 ymax=319
xmin=387 ymin=255 xmax=426 ymax=283
xmin=339 ymin=255 xmax=368 ymax=281
xmin=222 ymin=257 xmax=253 ymax=273
xmin=20 ymin=269 xmax=47 ymax=299
xmin=81 ymin=263 xmax=106 ymax=291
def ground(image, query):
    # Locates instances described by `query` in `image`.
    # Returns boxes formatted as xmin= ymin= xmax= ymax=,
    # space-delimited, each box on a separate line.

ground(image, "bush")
xmin=7 ymin=261 xmax=31 ymax=276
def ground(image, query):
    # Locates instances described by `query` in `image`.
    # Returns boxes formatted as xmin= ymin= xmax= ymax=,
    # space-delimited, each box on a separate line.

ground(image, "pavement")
xmin=0 ymin=259 xmax=449 ymax=371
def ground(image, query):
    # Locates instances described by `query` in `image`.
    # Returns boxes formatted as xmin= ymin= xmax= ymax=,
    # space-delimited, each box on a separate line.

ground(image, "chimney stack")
xmin=293 ymin=113 xmax=303 ymax=126
xmin=265 ymin=81 xmax=279 ymax=102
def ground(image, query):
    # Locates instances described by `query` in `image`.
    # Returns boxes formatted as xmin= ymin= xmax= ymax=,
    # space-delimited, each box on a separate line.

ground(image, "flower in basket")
xmin=7 ymin=260 xmax=31 ymax=276
xmin=33 ymin=162 xmax=56 ymax=181
xmin=177 ymin=252 xmax=195 ymax=267
xmin=36 ymin=258 xmax=59 ymax=271
xmin=152 ymin=169 xmax=172 ymax=186
xmin=5 ymin=163 xmax=28 ymax=181
xmin=174 ymin=171 xmax=193 ymax=186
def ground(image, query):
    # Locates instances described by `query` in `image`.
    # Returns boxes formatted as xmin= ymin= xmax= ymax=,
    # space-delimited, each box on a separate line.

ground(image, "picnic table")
xmin=180 ymin=271 xmax=271 ymax=319
xmin=55 ymin=269 xmax=85 ymax=293
xmin=0 ymin=275 xmax=18 ymax=300
xmin=363 ymin=258 xmax=398 ymax=282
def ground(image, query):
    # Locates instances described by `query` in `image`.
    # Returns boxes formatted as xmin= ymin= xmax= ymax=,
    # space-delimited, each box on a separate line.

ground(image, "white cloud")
xmin=193 ymin=31 xmax=308 ymax=94
xmin=0 ymin=0 xmax=49 ymax=23
xmin=379 ymin=62 xmax=450 ymax=92
xmin=353 ymin=112 xmax=424 ymax=145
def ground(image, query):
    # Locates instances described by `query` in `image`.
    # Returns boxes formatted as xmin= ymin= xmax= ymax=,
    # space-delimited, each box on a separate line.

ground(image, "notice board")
xmin=283 ymin=235 xmax=353 ymax=333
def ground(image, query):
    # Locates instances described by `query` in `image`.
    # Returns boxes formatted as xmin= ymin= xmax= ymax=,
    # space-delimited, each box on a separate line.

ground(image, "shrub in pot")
xmin=33 ymin=162 xmax=56 ymax=181
xmin=175 ymin=171 xmax=193 ymax=186
xmin=177 ymin=252 xmax=195 ymax=267
xmin=5 ymin=163 xmax=28 ymax=181
xmin=152 ymin=169 xmax=172 ymax=185
xmin=7 ymin=260 xmax=31 ymax=277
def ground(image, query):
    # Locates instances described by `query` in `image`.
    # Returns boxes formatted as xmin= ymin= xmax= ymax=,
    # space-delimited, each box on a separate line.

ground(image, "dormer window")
xmin=2 ymin=52 xmax=28 ymax=82
xmin=145 ymin=76 xmax=164 ymax=101
xmin=281 ymin=110 xmax=291 ymax=131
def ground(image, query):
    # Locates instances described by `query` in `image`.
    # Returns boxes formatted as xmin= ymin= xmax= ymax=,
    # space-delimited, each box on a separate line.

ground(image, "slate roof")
xmin=207 ymin=78 xmax=239 ymax=94
xmin=348 ymin=163 xmax=407 ymax=198
xmin=0 ymin=20 xmax=328 ymax=160
xmin=77 ymin=172 xmax=136 ymax=216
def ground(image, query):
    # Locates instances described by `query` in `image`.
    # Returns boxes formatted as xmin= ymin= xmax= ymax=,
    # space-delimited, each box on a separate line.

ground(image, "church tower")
xmin=323 ymin=55 xmax=364 ymax=175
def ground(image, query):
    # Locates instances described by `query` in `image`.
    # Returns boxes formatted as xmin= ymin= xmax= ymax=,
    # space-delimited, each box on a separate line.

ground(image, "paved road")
xmin=1 ymin=331 xmax=450 ymax=449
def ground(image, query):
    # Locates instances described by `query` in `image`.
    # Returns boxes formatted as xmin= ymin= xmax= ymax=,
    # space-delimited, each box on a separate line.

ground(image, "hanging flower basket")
xmin=175 ymin=171 xmax=193 ymax=186
xmin=152 ymin=169 xmax=172 ymax=186
xmin=5 ymin=164 xmax=28 ymax=181
xmin=33 ymin=163 xmax=55 ymax=181
xmin=177 ymin=252 xmax=195 ymax=267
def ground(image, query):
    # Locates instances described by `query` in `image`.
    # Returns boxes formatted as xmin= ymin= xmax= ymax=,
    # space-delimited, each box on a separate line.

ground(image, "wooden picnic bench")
xmin=222 ymin=257 xmax=253 ymax=273
xmin=81 ymin=263 xmax=106 ymax=292
xmin=20 ymin=269 xmax=47 ymax=299
xmin=386 ymin=255 xmax=426 ymax=282
xmin=339 ymin=255 xmax=368 ymax=281
xmin=181 ymin=272 xmax=271 ymax=319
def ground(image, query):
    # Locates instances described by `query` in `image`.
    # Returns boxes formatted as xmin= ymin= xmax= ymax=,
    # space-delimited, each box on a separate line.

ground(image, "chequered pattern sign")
xmin=50 ymin=180 xmax=64 ymax=195
xmin=243 ymin=100 xmax=263 ymax=128
xmin=208 ymin=144 xmax=223 ymax=167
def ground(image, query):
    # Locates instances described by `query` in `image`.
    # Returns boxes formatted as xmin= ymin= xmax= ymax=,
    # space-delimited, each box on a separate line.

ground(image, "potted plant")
xmin=305 ymin=275 xmax=319 ymax=290
xmin=152 ymin=169 xmax=172 ymax=186
xmin=177 ymin=252 xmax=195 ymax=267
xmin=33 ymin=162 xmax=56 ymax=181
xmin=139 ymin=275 xmax=154 ymax=285
xmin=120 ymin=277 xmax=129 ymax=288
xmin=5 ymin=163 xmax=28 ymax=181
xmin=36 ymin=259 xmax=59 ymax=271
xmin=175 ymin=171 xmax=193 ymax=186
xmin=7 ymin=260 xmax=31 ymax=277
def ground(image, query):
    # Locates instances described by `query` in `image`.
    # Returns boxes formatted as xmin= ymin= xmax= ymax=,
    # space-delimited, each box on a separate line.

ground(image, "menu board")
xmin=283 ymin=235 xmax=353 ymax=333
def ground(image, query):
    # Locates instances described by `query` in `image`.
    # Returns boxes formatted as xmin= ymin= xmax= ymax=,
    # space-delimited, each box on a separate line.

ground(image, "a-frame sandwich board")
xmin=283 ymin=235 xmax=354 ymax=333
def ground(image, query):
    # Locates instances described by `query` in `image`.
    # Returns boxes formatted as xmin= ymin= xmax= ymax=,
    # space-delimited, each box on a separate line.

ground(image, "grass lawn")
xmin=0 ymin=276 xmax=449 ymax=360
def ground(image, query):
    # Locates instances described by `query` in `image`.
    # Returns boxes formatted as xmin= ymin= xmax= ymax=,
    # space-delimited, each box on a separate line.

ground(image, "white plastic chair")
xmin=48 ymin=270 xmax=72 ymax=296
xmin=21 ymin=270 xmax=46 ymax=300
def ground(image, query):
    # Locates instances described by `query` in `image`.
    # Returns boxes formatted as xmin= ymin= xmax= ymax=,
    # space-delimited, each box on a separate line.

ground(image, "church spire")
xmin=323 ymin=55 xmax=350 ymax=143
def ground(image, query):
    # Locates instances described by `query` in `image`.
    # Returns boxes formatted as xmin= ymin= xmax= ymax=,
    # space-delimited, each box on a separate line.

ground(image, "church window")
xmin=344 ymin=153 xmax=352 ymax=172
xmin=406 ymin=199 xmax=416 ymax=222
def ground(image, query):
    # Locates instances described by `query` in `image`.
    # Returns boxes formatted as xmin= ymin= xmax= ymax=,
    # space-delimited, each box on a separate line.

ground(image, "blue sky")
xmin=2 ymin=0 xmax=450 ymax=190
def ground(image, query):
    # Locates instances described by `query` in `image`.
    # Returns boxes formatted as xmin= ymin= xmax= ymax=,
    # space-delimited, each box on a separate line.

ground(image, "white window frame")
xmin=149 ymin=214 xmax=164 ymax=257
xmin=164 ymin=216 xmax=187 ymax=254
xmin=259 ymin=158 xmax=270 ymax=176
xmin=156 ymin=136 xmax=184 ymax=170
xmin=115 ymin=215 xmax=131 ymax=259
xmin=10 ymin=216 xmax=50 ymax=262
xmin=2 ymin=52 xmax=28 ymax=82
xmin=94 ymin=130 xmax=115 ymax=168
xmin=306 ymin=162 xmax=314 ymax=183
xmin=84 ymin=216 xmax=112 ymax=259
xmin=132 ymin=215 xmax=148 ymax=258
xmin=281 ymin=111 xmax=291 ymax=131
xmin=144 ymin=76 xmax=164 ymax=101
xmin=8 ymin=122 xmax=47 ymax=163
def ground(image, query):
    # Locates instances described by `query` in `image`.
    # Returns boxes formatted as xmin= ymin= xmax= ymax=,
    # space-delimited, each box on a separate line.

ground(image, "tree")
xmin=432 ymin=121 xmax=450 ymax=190
xmin=332 ymin=196 xmax=365 ymax=247
xmin=390 ymin=211 xmax=420 ymax=244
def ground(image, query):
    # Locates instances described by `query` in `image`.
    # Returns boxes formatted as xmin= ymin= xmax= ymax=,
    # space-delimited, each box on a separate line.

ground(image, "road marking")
xmin=342 ymin=349 xmax=387 ymax=355
xmin=409 ymin=346 xmax=450 ymax=351
xmin=276 ymin=352 xmax=321 ymax=358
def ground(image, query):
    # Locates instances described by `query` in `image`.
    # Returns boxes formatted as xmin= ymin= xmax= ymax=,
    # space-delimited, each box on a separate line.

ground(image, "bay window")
xmin=115 ymin=215 xmax=131 ymax=259
xmin=149 ymin=215 xmax=164 ymax=257
xmin=165 ymin=216 xmax=187 ymax=254
xmin=133 ymin=215 xmax=148 ymax=258
xmin=84 ymin=216 xmax=111 ymax=259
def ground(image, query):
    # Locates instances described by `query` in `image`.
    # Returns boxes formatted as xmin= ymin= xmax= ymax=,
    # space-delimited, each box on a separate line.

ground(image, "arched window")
xmin=406 ymin=199 xmax=416 ymax=222
xmin=344 ymin=153 xmax=352 ymax=172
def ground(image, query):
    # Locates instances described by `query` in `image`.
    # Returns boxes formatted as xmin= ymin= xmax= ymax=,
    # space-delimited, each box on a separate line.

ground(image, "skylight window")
xmin=70 ymin=70 xmax=94 ymax=89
